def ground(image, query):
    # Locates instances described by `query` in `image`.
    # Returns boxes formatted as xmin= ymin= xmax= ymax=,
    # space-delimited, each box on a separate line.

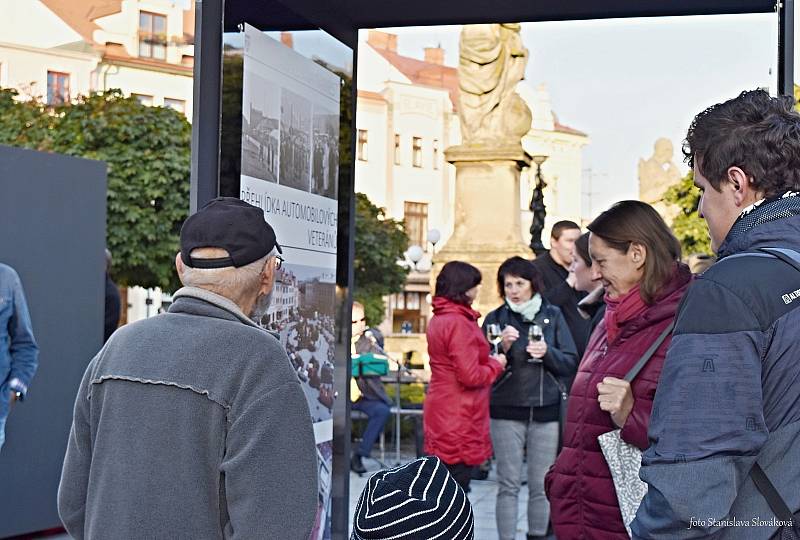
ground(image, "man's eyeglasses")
xmin=275 ymin=255 xmax=284 ymax=270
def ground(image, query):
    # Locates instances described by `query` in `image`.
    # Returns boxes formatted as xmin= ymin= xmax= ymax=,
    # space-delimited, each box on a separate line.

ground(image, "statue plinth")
xmin=435 ymin=144 xmax=532 ymax=317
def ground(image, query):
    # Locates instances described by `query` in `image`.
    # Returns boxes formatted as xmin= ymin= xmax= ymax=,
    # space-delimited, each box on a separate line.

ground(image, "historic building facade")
xmin=354 ymin=30 xmax=589 ymax=343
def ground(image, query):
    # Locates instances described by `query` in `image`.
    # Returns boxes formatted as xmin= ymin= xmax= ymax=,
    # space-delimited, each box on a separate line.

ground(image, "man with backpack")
xmin=632 ymin=90 xmax=800 ymax=538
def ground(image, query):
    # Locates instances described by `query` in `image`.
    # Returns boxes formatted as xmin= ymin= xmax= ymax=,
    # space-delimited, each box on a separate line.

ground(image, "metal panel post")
xmin=779 ymin=0 xmax=795 ymax=96
xmin=190 ymin=0 xmax=224 ymax=213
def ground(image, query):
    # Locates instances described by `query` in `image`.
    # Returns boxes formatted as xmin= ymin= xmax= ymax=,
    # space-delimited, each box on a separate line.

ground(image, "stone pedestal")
xmin=434 ymin=144 xmax=532 ymax=317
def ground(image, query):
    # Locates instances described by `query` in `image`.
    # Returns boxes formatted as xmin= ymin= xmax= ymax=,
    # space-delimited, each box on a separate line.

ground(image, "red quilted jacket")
xmin=545 ymin=264 xmax=692 ymax=539
xmin=423 ymin=296 xmax=504 ymax=466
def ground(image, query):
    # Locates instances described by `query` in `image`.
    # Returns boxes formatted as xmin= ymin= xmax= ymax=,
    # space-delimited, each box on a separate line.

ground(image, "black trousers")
xmin=444 ymin=462 xmax=474 ymax=492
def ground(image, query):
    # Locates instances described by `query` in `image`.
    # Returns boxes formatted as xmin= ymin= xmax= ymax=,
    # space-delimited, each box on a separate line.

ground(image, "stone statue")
xmin=458 ymin=23 xmax=532 ymax=146
xmin=638 ymin=138 xmax=682 ymax=204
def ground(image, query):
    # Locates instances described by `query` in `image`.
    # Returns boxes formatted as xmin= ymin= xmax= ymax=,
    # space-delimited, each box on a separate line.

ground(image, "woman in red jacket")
xmin=424 ymin=261 xmax=507 ymax=491
xmin=545 ymin=201 xmax=692 ymax=539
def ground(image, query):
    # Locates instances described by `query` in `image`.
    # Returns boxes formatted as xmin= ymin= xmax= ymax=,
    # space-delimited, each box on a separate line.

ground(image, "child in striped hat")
xmin=351 ymin=456 xmax=474 ymax=540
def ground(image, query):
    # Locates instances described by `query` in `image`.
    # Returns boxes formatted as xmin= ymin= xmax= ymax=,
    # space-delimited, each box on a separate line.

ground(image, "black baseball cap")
xmin=180 ymin=197 xmax=282 ymax=269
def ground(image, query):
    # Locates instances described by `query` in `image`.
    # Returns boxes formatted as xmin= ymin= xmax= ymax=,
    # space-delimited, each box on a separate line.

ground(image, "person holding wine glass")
xmin=482 ymin=256 xmax=578 ymax=540
xmin=424 ymin=261 xmax=507 ymax=492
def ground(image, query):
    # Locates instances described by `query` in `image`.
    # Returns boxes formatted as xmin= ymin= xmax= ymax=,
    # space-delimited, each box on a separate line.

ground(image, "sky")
xmin=374 ymin=14 xmax=778 ymax=217
xmin=226 ymin=12 xmax=791 ymax=219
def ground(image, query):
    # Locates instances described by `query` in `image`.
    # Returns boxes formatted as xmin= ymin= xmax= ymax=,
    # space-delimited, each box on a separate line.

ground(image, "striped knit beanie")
xmin=351 ymin=456 xmax=474 ymax=540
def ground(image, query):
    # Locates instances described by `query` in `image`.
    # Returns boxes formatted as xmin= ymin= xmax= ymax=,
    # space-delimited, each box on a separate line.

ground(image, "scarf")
xmin=506 ymin=293 xmax=543 ymax=322
xmin=603 ymin=284 xmax=647 ymax=343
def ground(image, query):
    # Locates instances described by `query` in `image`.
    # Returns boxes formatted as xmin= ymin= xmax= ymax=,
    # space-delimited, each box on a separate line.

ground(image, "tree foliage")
xmin=0 ymin=88 xmax=190 ymax=290
xmin=353 ymin=193 xmax=409 ymax=326
xmin=663 ymin=170 xmax=712 ymax=256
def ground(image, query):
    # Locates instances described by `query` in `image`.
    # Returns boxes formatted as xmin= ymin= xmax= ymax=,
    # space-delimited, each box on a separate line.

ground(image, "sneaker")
xmin=350 ymin=453 xmax=367 ymax=474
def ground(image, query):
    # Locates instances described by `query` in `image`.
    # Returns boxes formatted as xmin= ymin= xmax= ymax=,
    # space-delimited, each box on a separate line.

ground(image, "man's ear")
xmin=260 ymin=257 xmax=276 ymax=292
xmin=175 ymin=252 xmax=184 ymax=275
xmin=727 ymin=166 xmax=757 ymax=207
xmin=629 ymin=242 xmax=647 ymax=270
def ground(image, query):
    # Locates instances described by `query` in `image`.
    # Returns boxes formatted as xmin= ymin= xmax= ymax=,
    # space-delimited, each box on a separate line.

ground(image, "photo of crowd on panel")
xmin=239 ymin=24 xmax=341 ymax=540
xmin=241 ymin=73 xmax=280 ymax=183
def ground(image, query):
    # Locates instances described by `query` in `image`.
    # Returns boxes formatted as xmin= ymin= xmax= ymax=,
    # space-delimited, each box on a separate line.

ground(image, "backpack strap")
xmin=758 ymin=247 xmax=800 ymax=273
xmin=750 ymin=463 xmax=797 ymax=526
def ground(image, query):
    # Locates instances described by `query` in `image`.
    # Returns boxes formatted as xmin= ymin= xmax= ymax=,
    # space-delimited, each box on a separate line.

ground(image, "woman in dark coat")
xmin=483 ymin=256 xmax=578 ymax=540
xmin=545 ymin=201 xmax=693 ymax=539
xmin=424 ymin=261 xmax=507 ymax=491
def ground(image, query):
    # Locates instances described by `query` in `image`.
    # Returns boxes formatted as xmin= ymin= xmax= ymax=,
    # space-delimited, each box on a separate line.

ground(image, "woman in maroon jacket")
xmin=545 ymin=201 xmax=692 ymax=539
xmin=424 ymin=261 xmax=507 ymax=491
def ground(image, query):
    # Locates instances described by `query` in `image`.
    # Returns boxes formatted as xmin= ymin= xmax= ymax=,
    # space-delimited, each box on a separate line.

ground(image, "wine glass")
xmin=486 ymin=323 xmax=502 ymax=355
xmin=527 ymin=324 xmax=544 ymax=364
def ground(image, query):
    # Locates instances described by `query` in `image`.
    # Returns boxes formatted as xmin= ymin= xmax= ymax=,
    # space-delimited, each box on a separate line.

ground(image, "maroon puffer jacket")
xmin=423 ymin=296 xmax=504 ymax=466
xmin=545 ymin=264 xmax=692 ymax=540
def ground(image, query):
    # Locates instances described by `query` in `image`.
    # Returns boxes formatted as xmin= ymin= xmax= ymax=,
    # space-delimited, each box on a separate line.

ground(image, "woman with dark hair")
xmin=424 ymin=261 xmax=507 ymax=491
xmin=545 ymin=201 xmax=692 ymax=539
xmin=482 ymin=256 xmax=578 ymax=540
xmin=571 ymin=232 xmax=605 ymax=339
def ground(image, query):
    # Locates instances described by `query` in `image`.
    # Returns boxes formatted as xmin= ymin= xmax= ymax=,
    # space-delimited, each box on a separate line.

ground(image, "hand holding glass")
xmin=527 ymin=324 xmax=545 ymax=363
xmin=486 ymin=324 xmax=503 ymax=355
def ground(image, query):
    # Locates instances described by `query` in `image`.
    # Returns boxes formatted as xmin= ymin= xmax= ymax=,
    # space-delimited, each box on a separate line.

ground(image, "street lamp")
xmin=529 ymin=154 xmax=549 ymax=256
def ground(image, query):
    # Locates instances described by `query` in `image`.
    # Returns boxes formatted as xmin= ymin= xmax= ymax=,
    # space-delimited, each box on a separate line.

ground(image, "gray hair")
xmin=179 ymin=247 xmax=278 ymax=298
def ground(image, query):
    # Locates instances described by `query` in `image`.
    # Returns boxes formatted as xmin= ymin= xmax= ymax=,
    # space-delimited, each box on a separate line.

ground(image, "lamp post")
xmin=529 ymin=155 xmax=549 ymax=256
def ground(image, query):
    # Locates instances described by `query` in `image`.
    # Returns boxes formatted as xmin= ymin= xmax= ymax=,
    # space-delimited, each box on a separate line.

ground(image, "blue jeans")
xmin=0 ymin=416 xmax=5 ymax=452
xmin=352 ymin=398 xmax=391 ymax=457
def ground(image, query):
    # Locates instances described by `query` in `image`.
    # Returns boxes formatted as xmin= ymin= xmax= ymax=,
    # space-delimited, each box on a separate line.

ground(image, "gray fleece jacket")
xmin=57 ymin=287 xmax=319 ymax=540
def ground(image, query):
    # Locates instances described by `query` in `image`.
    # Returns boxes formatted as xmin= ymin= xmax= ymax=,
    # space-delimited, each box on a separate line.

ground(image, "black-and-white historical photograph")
xmin=311 ymin=111 xmax=339 ymax=199
xmin=256 ymin=263 xmax=336 ymax=423
xmin=280 ymin=88 xmax=312 ymax=191
xmin=241 ymin=72 xmax=280 ymax=183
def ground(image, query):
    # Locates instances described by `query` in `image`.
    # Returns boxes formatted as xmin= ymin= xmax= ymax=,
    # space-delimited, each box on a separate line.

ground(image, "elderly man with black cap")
xmin=58 ymin=198 xmax=319 ymax=539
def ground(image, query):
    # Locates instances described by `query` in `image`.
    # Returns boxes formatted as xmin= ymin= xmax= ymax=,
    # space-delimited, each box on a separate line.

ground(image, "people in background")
xmin=483 ymin=256 xmax=578 ymax=540
xmin=633 ymin=90 xmax=800 ymax=539
xmin=58 ymin=197 xmax=318 ymax=539
xmin=350 ymin=301 xmax=391 ymax=474
xmin=533 ymin=221 xmax=593 ymax=359
xmin=104 ymin=248 xmax=121 ymax=342
xmin=424 ymin=261 xmax=507 ymax=492
xmin=571 ymin=232 xmax=605 ymax=343
xmin=545 ymin=200 xmax=692 ymax=539
xmin=0 ymin=263 xmax=39 ymax=453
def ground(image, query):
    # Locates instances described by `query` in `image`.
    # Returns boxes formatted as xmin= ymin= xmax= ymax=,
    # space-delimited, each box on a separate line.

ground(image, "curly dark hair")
xmin=435 ymin=261 xmax=482 ymax=305
xmin=684 ymin=89 xmax=800 ymax=196
xmin=496 ymin=256 xmax=543 ymax=299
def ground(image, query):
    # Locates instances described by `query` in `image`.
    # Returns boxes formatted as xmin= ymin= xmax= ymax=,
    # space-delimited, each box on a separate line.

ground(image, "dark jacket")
xmin=103 ymin=274 xmax=120 ymax=342
xmin=424 ymin=296 xmax=503 ymax=466
xmin=632 ymin=196 xmax=800 ymax=539
xmin=0 ymin=263 xmax=38 ymax=422
xmin=545 ymin=263 xmax=692 ymax=540
xmin=482 ymin=300 xmax=578 ymax=422
xmin=58 ymin=286 xmax=319 ymax=540
xmin=533 ymin=252 xmax=593 ymax=357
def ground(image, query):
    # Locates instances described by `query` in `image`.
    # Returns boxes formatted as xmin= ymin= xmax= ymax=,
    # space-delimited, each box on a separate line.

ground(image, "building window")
xmin=404 ymin=201 xmax=428 ymax=250
xmin=412 ymin=136 xmax=423 ymax=168
xmin=357 ymin=129 xmax=368 ymax=161
xmin=132 ymin=93 xmax=153 ymax=106
xmin=46 ymin=71 xmax=70 ymax=105
xmin=394 ymin=133 xmax=401 ymax=165
xmin=139 ymin=11 xmax=167 ymax=60
xmin=164 ymin=97 xmax=185 ymax=113
xmin=433 ymin=139 xmax=439 ymax=169
xmin=392 ymin=291 xmax=426 ymax=333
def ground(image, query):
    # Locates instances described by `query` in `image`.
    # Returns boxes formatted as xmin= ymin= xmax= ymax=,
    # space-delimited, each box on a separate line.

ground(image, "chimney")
xmin=367 ymin=30 xmax=397 ymax=53
xmin=281 ymin=31 xmax=294 ymax=49
xmin=424 ymin=46 xmax=444 ymax=65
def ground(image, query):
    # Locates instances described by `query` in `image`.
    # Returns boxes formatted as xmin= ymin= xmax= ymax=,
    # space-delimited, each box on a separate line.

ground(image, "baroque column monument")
xmin=435 ymin=23 xmax=533 ymax=316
